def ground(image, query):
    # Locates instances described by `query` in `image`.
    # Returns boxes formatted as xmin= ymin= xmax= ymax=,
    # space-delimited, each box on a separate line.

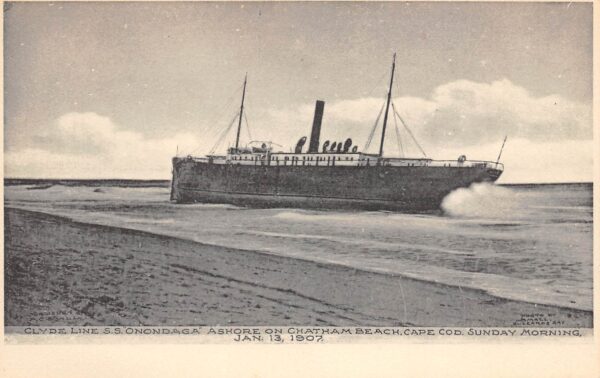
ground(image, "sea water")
xmin=4 ymin=182 xmax=593 ymax=312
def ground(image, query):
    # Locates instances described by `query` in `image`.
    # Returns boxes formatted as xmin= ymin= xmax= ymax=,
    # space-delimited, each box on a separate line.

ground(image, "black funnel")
xmin=308 ymin=100 xmax=325 ymax=153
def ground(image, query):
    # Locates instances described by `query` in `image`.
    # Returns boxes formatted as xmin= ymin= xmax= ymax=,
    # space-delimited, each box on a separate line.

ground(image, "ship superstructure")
xmin=171 ymin=55 xmax=504 ymax=211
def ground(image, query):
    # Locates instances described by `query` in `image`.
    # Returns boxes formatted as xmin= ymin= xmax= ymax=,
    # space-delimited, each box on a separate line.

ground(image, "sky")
xmin=3 ymin=1 xmax=593 ymax=183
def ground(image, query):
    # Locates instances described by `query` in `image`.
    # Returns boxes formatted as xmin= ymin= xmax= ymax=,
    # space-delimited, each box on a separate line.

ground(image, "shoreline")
xmin=4 ymin=207 xmax=593 ymax=327
xmin=5 ymin=206 xmax=591 ymax=313
xmin=3 ymin=179 xmax=593 ymax=190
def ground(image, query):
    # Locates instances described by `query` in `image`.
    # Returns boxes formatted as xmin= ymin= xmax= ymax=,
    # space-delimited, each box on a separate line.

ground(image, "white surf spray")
xmin=441 ymin=183 xmax=518 ymax=219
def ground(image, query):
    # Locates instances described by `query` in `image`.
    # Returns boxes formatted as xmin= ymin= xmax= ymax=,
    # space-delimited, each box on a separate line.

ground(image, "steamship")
xmin=170 ymin=55 xmax=505 ymax=211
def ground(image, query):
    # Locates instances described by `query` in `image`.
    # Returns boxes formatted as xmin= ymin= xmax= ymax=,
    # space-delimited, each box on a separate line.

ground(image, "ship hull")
xmin=170 ymin=158 xmax=502 ymax=211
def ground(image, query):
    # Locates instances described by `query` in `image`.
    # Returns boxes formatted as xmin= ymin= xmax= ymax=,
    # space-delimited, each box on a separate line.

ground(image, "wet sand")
xmin=4 ymin=207 xmax=592 ymax=327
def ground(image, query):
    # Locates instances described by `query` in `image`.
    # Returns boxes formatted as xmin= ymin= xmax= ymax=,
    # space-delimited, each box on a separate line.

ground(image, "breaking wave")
xmin=441 ymin=183 xmax=518 ymax=219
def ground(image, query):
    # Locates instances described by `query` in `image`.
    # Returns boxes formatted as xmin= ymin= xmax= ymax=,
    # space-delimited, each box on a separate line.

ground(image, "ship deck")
xmin=190 ymin=152 xmax=504 ymax=170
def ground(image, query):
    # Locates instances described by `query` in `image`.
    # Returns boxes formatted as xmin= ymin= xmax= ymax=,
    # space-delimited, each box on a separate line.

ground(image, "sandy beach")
xmin=4 ymin=207 xmax=592 ymax=327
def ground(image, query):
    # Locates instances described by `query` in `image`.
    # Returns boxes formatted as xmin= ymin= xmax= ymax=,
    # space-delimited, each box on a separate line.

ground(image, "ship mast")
xmin=378 ymin=53 xmax=396 ymax=157
xmin=234 ymin=73 xmax=248 ymax=150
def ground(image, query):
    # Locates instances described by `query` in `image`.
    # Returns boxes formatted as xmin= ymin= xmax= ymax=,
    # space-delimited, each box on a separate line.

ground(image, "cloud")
xmin=31 ymin=112 xmax=135 ymax=155
xmin=415 ymin=79 xmax=591 ymax=145
xmin=4 ymin=79 xmax=593 ymax=182
xmin=5 ymin=112 xmax=202 ymax=179
xmin=252 ymin=79 xmax=591 ymax=156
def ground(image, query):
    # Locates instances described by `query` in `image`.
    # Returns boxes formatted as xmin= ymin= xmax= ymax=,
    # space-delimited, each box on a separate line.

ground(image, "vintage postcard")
xmin=2 ymin=0 xmax=598 ymax=376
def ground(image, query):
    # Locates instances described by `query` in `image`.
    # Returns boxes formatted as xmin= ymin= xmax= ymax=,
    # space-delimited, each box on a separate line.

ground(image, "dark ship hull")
xmin=171 ymin=158 xmax=502 ymax=211
xmin=171 ymin=56 xmax=505 ymax=211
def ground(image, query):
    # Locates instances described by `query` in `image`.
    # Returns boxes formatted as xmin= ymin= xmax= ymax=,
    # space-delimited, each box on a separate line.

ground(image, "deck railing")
xmin=179 ymin=154 xmax=504 ymax=170
xmin=428 ymin=160 xmax=504 ymax=170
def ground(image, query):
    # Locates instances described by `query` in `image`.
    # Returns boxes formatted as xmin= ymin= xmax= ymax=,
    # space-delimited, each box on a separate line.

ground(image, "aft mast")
xmin=234 ymin=73 xmax=248 ymax=151
xmin=379 ymin=53 xmax=396 ymax=157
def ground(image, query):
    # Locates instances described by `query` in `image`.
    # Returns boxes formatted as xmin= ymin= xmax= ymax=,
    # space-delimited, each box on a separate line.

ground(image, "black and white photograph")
xmin=3 ymin=0 xmax=594 ymax=348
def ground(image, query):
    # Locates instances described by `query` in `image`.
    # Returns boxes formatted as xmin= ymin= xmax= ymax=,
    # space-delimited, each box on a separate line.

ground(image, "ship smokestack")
xmin=308 ymin=100 xmax=325 ymax=153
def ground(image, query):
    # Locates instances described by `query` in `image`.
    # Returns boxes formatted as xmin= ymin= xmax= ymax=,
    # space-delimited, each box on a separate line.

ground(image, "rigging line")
xmin=199 ymin=83 xmax=245 ymax=137
xmin=395 ymin=70 xmax=402 ymax=103
xmin=392 ymin=69 xmax=406 ymax=154
xmin=243 ymin=112 xmax=252 ymax=141
xmin=209 ymin=113 xmax=239 ymax=155
xmin=391 ymin=103 xmax=405 ymax=157
xmin=496 ymin=135 xmax=507 ymax=164
xmin=392 ymin=103 xmax=427 ymax=158
xmin=365 ymin=69 xmax=391 ymax=98
xmin=364 ymin=101 xmax=386 ymax=151
xmin=209 ymin=112 xmax=239 ymax=155
xmin=184 ymin=83 xmax=244 ymax=156
xmin=393 ymin=61 xmax=407 ymax=156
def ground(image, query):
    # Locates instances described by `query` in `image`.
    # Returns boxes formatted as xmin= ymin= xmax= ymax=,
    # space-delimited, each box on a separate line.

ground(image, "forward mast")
xmin=379 ymin=53 xmax=396 ymax=157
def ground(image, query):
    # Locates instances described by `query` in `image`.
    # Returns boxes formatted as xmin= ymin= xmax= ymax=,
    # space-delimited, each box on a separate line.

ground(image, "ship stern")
xmin=170 ymin=157 xmax=182 ymax=202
